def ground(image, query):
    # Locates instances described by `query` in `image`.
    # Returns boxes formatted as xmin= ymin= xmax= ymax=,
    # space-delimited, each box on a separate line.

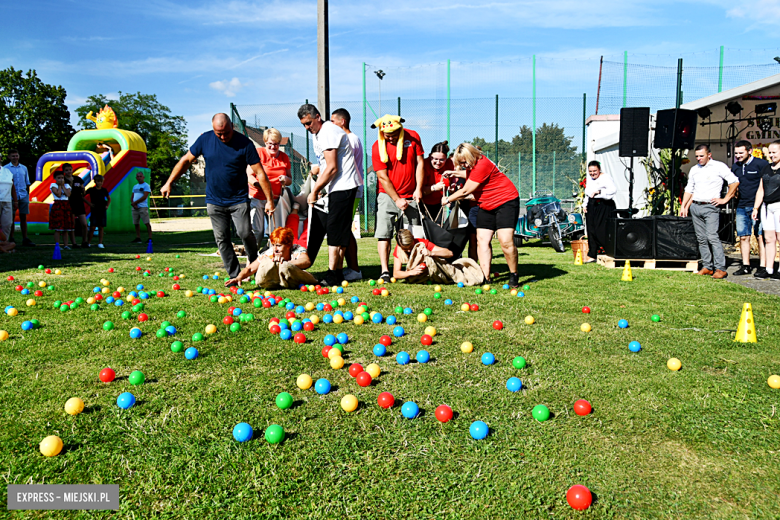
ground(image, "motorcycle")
xmin=514 ymin=192 xmax=584 ymax=252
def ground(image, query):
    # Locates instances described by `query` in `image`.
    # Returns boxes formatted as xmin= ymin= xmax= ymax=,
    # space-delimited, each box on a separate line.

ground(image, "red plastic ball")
xmin=229 ymin=286 xmax=238 ymax=295
xmin=348 ymin=363 xmax=364 ymax=377
xmin=372 ymin=288 xmax=380 ymax=296
xmin=323 ymin=304 xmax=333 ymax=312
xmin=138 ymin=313 xmax=149 ymax=322
xmin=314 ymin=285 xmax=321 ymax=291
xmin=45 ymin=268 xmax=52 ymax=274
xmin=470 ymin=303 xmax=479 ymax=312
xmin=294 ymin=333 xmax=306 ymax=344
xmin=356 ymin=371 xmax=372 ymax=387
xmin=285 ymin=310 xmax=296 ymax=320
xmin=377 ymin=392 xmax=394 ymax=409
xmin=223 ymin=316 xmax=234 ymax=325
xmin=321 ymin=345 xmax=332 ymax=358
xmin=379 ymin=335 xmax=392 ymax=346
xmin=172 ymin=284 xmax=180 ymax=290
xmin=156 ymin=291 xmax=165 ymax=298
xmin=94 ymin=294 xmax=103 ymax=301
xmin=420 ymin=334 xmax=433 ymax=346
xmin=435 ymin=404 xmax=453 ymax=423
xmin=108 ymin=268 xmax=114 ymax=273
xmin=136 ymin=266 xmax=142 ymax=271
xmin=164 ymin=268 xmax=170 ymax=272
xmin=269 ymin=317 xmax=280 ymax=324
xmin=492 ymin=320 xmax=504 ymax=330
xmin=262 ymin=300 xmax=272 ymax=308
xmin=303 ymin=321 xmax=315 ymax=332
xmin=227 ymin=306 xmax=236 ymax=314
xmin=99 ymin=367 xmax=115 ymax=383
xmin=34 ymin=290 xmax=43 ymax=297
xmin=7 ymin=275 xmax=14 ymax=281
xmin=582 ymin=306 xmax=591 ymax=314
xmin=14 ymin=285 xmax=22 ymax=291
xmin=173 ymin=275 xmax=179 ymax=281
xmin=132 ymin=299 xmax=141 ymax=305
xmin=566 ymin=485 xmax=592 ymax=510
xmin=135 ymin=254 xmax=141 ymax=259
xmin=269 ymin=324 xmax=281 ymax=335
xmin=300 ymin=286 xmax=308 ymax=292
xmin=573 ymin=399 xmax=592 ymax=416
xmin=113 ymin=291 xmax=121 ymax=298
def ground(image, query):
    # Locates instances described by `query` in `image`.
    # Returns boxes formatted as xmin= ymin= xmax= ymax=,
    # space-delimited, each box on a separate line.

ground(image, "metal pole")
xmin=552 ymin=151 xmax=556 ymax=198
xmin=718 ymin=45 xmax=724 ymax=93
xmin=669 ymin=57 xmax=683 ymax=216
xmin=317 ymin=0 xmax=330 ymax=117
xmin=362 ymin=64 xmax=368 ymax=232
xmin=596 ymin=56 xmax=603 ymax=115
xmin=622 ymin=51 xmax=628 ymax=108
xmin=582 ymin=93 xmax=587 ymax=164
xmin=532 ymin=55 xmax=537 ymax=195
xmin=398 ymin=97 xmax=401 ymax=117
xmin=305 ymin=98 xmax=310 ymax=165
xmin=495 ymin=95 xmax=499 ymax=162
xmin=447 ymin=59 xmax=451 ymax=143
xmin=517 ymin=152 xmax=521 ymax=199
xmin=378 ymin=78 xmax=381 ymax=114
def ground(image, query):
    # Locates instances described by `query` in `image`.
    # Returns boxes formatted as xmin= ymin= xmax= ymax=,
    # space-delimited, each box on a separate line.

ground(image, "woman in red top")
xmin=248 ymin=128 xmax=294 ymax=247
xmin=392 ymin=229 xmax=453 ymax=281
xmin=421 ymin=141 xmax=454 ymax=218
xmin=443 ymin=143 xmax=520 ymax=287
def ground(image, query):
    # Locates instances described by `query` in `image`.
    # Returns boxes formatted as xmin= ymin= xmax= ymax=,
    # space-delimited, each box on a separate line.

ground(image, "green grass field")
xmin=1 ymin=233 xmax=779 ymax=519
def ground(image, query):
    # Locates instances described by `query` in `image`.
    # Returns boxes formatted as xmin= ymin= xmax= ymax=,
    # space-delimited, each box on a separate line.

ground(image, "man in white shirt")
xmin=298 ymin=103 xmax=361 ymax=287
xmin=0 ymin=153 xmax=18 ymax=239
xmin=5 ymin=150 xmax=34 ymax=246
xmin=582 ymin=160 xmax=617 ymax=262
xmin=680 ymin=144 xmax=739 ymax=278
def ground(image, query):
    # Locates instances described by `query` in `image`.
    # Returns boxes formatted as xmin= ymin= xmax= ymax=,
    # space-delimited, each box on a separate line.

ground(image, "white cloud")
xmin=151 ymin=0 xmax=315 ymax=25
xmin=727 ymin=0 xmax=780 ymax=25
xmin=209 ymin=77 xmax=247 ymax=97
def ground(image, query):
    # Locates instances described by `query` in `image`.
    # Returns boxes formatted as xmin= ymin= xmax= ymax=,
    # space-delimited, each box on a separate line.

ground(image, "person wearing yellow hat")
xmin=371 ymin=114 xmax=425 ymax=282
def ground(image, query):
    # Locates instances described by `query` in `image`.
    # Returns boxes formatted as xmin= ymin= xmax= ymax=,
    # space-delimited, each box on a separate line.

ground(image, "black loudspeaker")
xmin=604 ymin=218 xmax=655 ymax=259
xmin=653 ymin=216 xmax=699 ymax=260
xmin=719 ymin=211 xmax=736 ymax=245
xmin=619 ymin=107 xmax=650 ymax=157
xmin=654 ymin=109 xmax=697 ymax=149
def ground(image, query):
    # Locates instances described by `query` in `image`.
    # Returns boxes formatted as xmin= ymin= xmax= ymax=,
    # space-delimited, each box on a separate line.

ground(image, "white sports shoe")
xmin=343 ymin=268 xmax=363 ymax=281
xmin=97 ymin=244 xmax=105 ymax=249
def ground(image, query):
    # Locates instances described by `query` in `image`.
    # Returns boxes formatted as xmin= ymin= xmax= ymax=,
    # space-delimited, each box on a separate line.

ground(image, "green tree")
xmin=75 ymin=92 xmax=188 ymax=191
xmin=0 ymin=67 xmax=74 ymax=174
xmin=471 ymin=123 xmax=579 ymax=159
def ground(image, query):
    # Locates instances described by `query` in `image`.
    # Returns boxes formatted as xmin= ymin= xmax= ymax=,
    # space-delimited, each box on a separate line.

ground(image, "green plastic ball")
xmin=175 ymin=254 xmax=181 ymax=258
xmin=168 ymin=272 xmax=175 ymax=277
xmin=103 ymin=321 xmax=115 ymax=331
xmin=395 ymin=306 xmax=403 ymax=313
xmin=277 ymin=301 xmax=285 ymax=308
xmin=121 ymin=311 xmax=131 ymax=320
xmin=229 ymin=322 xmax=241 ymax=333
xmin=369 ymin=280 xmax=376 ymax=286
xmin=69 ymin=302 xmax=78 ymax=310
xmin=30 ymin=319 xmax=40 ymax=329
xmin=532 ymin=404 xmax=550 ymax=422
xmin=91 ymin=304 xmax=100 ymax=311
xmin=129 ymin=370 xmax=145 ymax=385
xmin=330 ymin=300 xmax=339 ymax=308
xmin=433 ymin=292 xmax=441 ymax=299
xmin=156 ymin=329 xmax=167 ymax=338
xmin=651 ymin=314 xmax=661 ymax=322
xmin=192 ymin=332 xmax=203 ymax=342
xmin=490 ymin=289 xmax=497 ymax=295
xmin=59 ymin=304 xmax=69 ymax=312
xmin=171 ymin=341 xmax=184 ymax=353
xmin=475 ymin=288 xmax=483 ymax=295
xmin=177 ymin=311 xmax=187 ymax=318
xmin=210 ymin=295 xmax=218 ymax=303
xmin=279 ymin=319 xmax=290 ymax=327
xmin=132 ymin=304 xmax=143 ymax=312
xmin=253 ymin=298 xmax=262 ymax=308
xmin=196 ymin=286 xmax=203 ymax=293
xmin=275 ymin=392 xmax=293 ymax=410
xmin=38 ymin=265 xmax=44 ymax=270
xmin=522 ymin=284 xmax=530 ymax=291
xmin=264 ymin=424 xmax=285 ymax=444
xmin=240 ymin=295 xmax=249 ymax=303
xmin=161 ymin=321 xmax=172 ymax=329
xmin=26 ymin=282 xmax=34 ymax=288
xmin=361 ymin=312 xmax=369 ymax=321
xmin=244 ymin=313 xmax=254 ymax=322
xmin=75 ymin=297 xmax=85 ymax=304
xmin=53 ymin=300 xmax=62 ymax=309
xmin=47 ymin=285 xmax=55 ymax=291
xmin=332 ymin=344 xmax=343 ymax=353
xmin=512 ymin=356 xmax=527 ymax=369
xmin=423 ymin=308 xmax=433 ymax=316
xmin=143 ymin=272 xmax=150 ymax=277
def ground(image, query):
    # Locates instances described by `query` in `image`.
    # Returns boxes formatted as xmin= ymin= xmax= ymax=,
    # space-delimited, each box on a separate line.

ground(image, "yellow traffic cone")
xmin=734 ymin=302 xmax=757 ymax=343
xmin=574 ymin=250 xmax=583 ymax=265
xmin=621 ymin=261 xmax=633 ymax=281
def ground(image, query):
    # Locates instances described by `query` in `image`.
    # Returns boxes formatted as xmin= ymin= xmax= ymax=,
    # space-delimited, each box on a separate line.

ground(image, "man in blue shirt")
xmin=161 ymin=114 xmax=275 ymax=282
xmin=731 ymin=140 xmax=768 ymax=277
xmin=4 ymin=150 xmax=34 ymax=246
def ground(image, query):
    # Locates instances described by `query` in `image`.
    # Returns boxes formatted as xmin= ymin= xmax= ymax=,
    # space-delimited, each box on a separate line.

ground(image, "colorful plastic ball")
xmin=205 ymin=324 xmax=217 ymax=334
xmin=372 ymin=343 xmax=386 ymax=357
xmin=138 ymin=313 xmax=149 ymax=322
xmin=89 ymin=303 xmax=99 ymax=311
xmin=461 ymin=341 xmax=474 ymax=353
xmin=155 ymin=329 xmax=166 ymax=339
xmin=416 ymin=313 xmax=427 ymax=323
xmin=469 ymin=420 xmax=489 ymax=440
xmin=532 ymin=404 xmax=550 ymax=422
xmin=433 ymin=404 xmax=452 ymax=423
xmin=651 ymin=314 xmax=661 ymax=322
xmin=26 ymin=298 xmax=36 ymax=307
xmin=580 ymin=323 xmax=592 ymax=333
xmin=227 ymin=323 xmax=240 ymax=333
xmin=7 ymin=307 xmax=18 ymax=317
xmin=171 ymin=341 xmax=184 ymax=353
xmin=129 ymin=328 xmax=142 ymax=339
xmin=401 ymin=401 xmax=419 ymax=419
xmin=65 ymin=397 xmax=84 ymax=415
xmin=276 ymin=392 xmax=293 ymax=410
xmin=192 ymin=333 xmax=204 ymax=342
xmin=365 ymin=363 xmax=380 ymax=378
xmin=460 ymin=303 xmax=470 ymax=312
xmin=618 ymin=319 xmax=629 ymax=329
xmin=522 ymin=284 xmax=530 ymax=291
xmin=420 ymin=335 xmax=433 ymax=347
xmin=574 ymin=399 xmax=592 ymax=416
xmin=0 ymin=330 xmax=8 ymax=341
xmin=393 ymin=326 xmax=405 ymax=338
xmin=582 ymin=306 xmax=591 ymax=314
xmin=297 ymin=373 xmax=313 ymax=390
xmin=377 ymin=392 xmax=395 ymax=409
xmin=314 ymin=378 xmax=331 ymax=395
xmin=117 ymin=392 xmax=136 ymax=409
xmin=40 ymin=435 xmax=63 ymax=457
xmin=667 ymin=358 xmax=682 ymax=371
xmin=457 ymin=282 xmax=464 ymax=288
xmin=444 ymin=299 xmax=453 ymax=305
xmin=279 ymin=329 xmax=292 ymax=341
xmin=233 ymin=422 xmax=253 ymax=442
xmin=348 ymin=363 xmax=364 ymax=377
xmin=356 ymin=371 xmax=372 ymax=387
xmin=506 ymin=377 xmax=522 ymax=392
xmin=396 ymin=351 xmax=410 ymax=365
xmin=371 ymin=313 xmax=383 ymax=324
xmin=177 ymin=310 xmax=187 ymax=318
xmin=129 ymin=370 xmax=145 ymax=385
xmin=628 ymin=341 xmax=641 ymax=353
xmin=566 ymin=485 xmax=593 ymax=511
xmin=470 ymin=304 xmax=480 ymax=312
xmin=185 ymin=347 xmax=199 ymax=359
xmin=335 ymin=394 xmax=358 ymax=413
xmin=336 ymin=332 xmax=349 ymax=345
xmin=264 ymin=424 xmax=284 ymax=444
xmin=416 ymin=350 xmax=430 ymax=363
xmin=99 ymin=367 xmax=115 ymax=383
xmin=768 ymin=375 xmax=780 ymax=389
xmin=21 ymin=321 xmax=33 ymax=331
xmin=492 ymin=320 xmax=503 ymax=330
xmin=524 ymin=315 xmax=535 ymax=325
xmin=512 ymin=356 xmax=527 ymax=369
xmin=481 ymin=352 xmax=495 ymax=365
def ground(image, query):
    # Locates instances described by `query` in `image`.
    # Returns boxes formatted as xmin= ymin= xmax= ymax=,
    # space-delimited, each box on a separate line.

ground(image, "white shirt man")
xmin=583 ymin=172 xmax=617 ymax=205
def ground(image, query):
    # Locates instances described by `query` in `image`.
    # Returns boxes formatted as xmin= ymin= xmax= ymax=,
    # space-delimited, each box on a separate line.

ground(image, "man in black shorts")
xmin=298 ymin=104 xmax=362 ymax=286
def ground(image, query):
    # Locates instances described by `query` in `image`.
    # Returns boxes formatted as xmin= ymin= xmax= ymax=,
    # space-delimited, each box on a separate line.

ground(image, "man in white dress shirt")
xmin=680 ymin=144 xmax=739 ymax=279
xmin=583 ymin=160 xmax=617 ymax=262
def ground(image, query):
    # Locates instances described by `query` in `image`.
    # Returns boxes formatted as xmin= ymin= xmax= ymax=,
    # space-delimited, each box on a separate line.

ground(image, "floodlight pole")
xmin=317 ymin=0 xmax=330 ymax=117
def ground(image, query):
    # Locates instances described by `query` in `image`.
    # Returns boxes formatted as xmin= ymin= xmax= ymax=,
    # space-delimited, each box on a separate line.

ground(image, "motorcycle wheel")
xmin=514 ymin=235 xmax=523 ymax=247
xmin=549 ymin=224 xmax=565 ymax=253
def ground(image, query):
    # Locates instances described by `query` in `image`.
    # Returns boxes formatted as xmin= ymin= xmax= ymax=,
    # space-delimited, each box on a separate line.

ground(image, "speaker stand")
xmin=628 ymin=156 xmax=634 ymax=214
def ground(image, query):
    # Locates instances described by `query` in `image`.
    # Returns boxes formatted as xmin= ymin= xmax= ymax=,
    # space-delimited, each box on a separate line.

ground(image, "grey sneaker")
xmin=379 ymin=271 xmax=392 ymax=283
xmin=343 ymin=268 xmax=363 ymax=281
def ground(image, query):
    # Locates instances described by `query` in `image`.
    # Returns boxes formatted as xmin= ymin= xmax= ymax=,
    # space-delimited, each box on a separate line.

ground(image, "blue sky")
xmin=4 ymin=0 xmax=780 ymax=146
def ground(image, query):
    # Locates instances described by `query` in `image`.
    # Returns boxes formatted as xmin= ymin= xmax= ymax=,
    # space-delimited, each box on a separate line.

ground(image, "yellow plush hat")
xmin=371 ymin=115 xmax=405 ymax=162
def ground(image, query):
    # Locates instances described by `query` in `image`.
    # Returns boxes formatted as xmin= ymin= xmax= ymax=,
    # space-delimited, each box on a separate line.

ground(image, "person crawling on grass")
xmin=225 ymin=227 xmax=318 ymax=289
xmin=392 ymin=229 xmax=483 ymax=285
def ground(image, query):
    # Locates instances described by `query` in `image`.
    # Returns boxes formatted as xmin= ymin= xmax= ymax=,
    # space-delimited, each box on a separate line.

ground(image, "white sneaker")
xmin=343 ymin=268 xmax=363 ymax=281
xmin=97 ymin=244 xmax=105 ymax=249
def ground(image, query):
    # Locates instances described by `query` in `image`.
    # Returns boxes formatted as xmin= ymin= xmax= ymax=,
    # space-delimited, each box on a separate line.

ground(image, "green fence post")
xmin=305 ymin=99 xmax=310 ymax=166
xmin=362 ymin=62 xmax=368 ymax=232
xmin=495 ymin=95 xmax=499 ymax=162
xmin=447 ymin=59 xmax=451 ymax=143
xmin=532 ymin=55 xmax=537 ymax=195
xmin=623 ymin=51 xmax=628 ymax=108
xmin=718 ymin=45 xmax=724 ymax=93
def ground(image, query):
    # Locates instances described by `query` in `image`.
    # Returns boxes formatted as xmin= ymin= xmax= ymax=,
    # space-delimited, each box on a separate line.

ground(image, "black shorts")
xmin=90 ymin=211 xmax=107 ymax=228
xmin=476 ymin=197 xmax=520 ymax=231
xmin=326 ymin=187 xmax=358 ymax=247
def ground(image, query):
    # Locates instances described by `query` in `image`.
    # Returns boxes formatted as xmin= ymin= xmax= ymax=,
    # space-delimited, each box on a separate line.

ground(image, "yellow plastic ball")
xmin=101 ymin=287 xmax=109 ymax=294
xmin=328 ymin=348 xmax=343 ymax=360
xmin=768 ymin=374 xmax=780 ymax=389
xmin=225 ymin=295 xmax=233 ymax=302
xmin=337 ymin=298 xmax=346 ymax=307
xmin=510 ymin=289 xmax=518 ymax=296
xmin=341 ymin=394 xmax=358 ymax=412
xmin=126 ymin=296 xmax=135 ymax=303
xmin=390 ymin=277 xmax=397 ymax=283
xmin=264 ymin=291 xmax=272 ymax=297
xmin=218 ymin=296 xmax=227 ymax=304
xmin=102 ymin=280 xmax=110 ymax=286
xmin=417 ymin=313 xmax=428 ymax=323
xmin=580 ymin=323 xmax=591 ymax=332
xmin=460 ymin=303 xmax=470 ymax=312
xmin=116 ymin=287 xmax=125 ymax=294
xmin=26 ymin=299 xmax=36 ymax=307
xmin=378 ymin=278 xmax=385 ymax=285
xmin=205 ymin=324 xmax=217 ymax=334
xmin=424 ymin=326 xmax=437 ymax=337
xmin=667 ymin=358 xmax=682 ymax=371
xmin=341 ymin=280 xmax=349 ymax=288
xmin=0 ymin=330 xmax=9 ymax=341
xmin=381 ymin=289 xmax=389 ymax=297
xmin=333 ymin=314 xmax=344 ymax=324
xmin=434 ymin=285 xmax=442 ymax=292
xmin=305 ymin=302 xmax=315 ymax=311
xmin=214 ymin=272 xmax=220 ymax=276
xmin=365 ymin=363 xmax=381 ymax=378
xmin=54 ymin=269 xmax=62 ymax=275
xmin=86 ymin=297 xmax=96 ymax=304
xmin=185 ymin=290 xmax=194 ymax=297
xmin=38 ymin=281 xmax=47 ymax=288
xmin=146 ymin=257 xmax=152 ymax=261
xmin=179 ymin=274 xmax=186 ymax=279
xmin=482 ymin=285 xmax=490 ymax=291
xmin=297 ymin=373 xmax=313 ymax=390
xmin=7 ymin=308 xmax=17 ymax=317
xmin=354 ymin=315 xmax=364 ymax=325
xmin=310 ymin=315 xmax=320 ymax=325
xmin=356 ymin=305 xmax=366 ymax=314
xmin=461 ymin=341 xmax=474 ymax=353
xmin=330 ymin=355 xmax=345 ymax=369
xmin=39 ymin=435 xmax=63 ymax=457
xmin=524 ymin=315 xmax=535 ymax=325
xmin=65 ymin=397 xmax=84 ymax=416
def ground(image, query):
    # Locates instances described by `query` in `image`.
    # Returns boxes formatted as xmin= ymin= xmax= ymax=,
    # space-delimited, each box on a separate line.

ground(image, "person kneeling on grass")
xmin=226 ymin=227 xmax=318 ymax=289
xmin=392 ymin=229 xmax=483 ymax=285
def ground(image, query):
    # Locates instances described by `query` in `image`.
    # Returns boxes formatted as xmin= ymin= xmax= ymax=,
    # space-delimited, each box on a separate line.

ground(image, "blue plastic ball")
xmin=628 ymin=341 xmax=641 ymax=352
xmin=21 ymin=288 xmax=29 ymax=295
xmin=469 ymin=420 xmax=489 ymax=439
xmin=106 ymin=297 xmax=115 ymax=304
xmin=140 ymin=292 xmax=149 ymax=300
xmin=137 ymin=284 xmax=145 ymax=290
xmin=212 ymin=275 xmax=219 ymax=280
xmin=506 ymin=377 xmax=522 ymax=392
xmin=403 ymin=307 xmax=413 ymax=315
xmin=236 ymin=288 xmax=244 ymax=295
xmin=334 ymin=310 xmax=344 ymax=317
xmin=350 ymin=296 xmax=359 ymax=304
xmin=93 ymin=287 xmax=101 ymax=293
xmin=396 ymin=351 xmax=410 ymax=365
xmin=21 ymin=320 xmax=33 ymax=331
xmin=284 ymin=302 xmax=293 ymax=311
xmin=618 ymin=319 xmax=629 ymax=329
xmin=291 ymin=321 xmax=302 ymax=332
xmin=295 ymin=305 xmax=305 ymax=314
xmin=457 ymin=282 xmax=465 ymax=288
xmin=386 ymin=315 xmax=397 ymax=325
xmin=444 ymin=299 xmax=453 ymax=305
xmin=185 ymin=347 xmax=199 ymax=359
xmin=324 ymin=334 xmax=336 ymax=346
xmin=481 ymin=352 xmax=496 ymax=365
xmin=208 ymin=289 xmax=216 ymax=295
xmin=277 ymin=323 xmax=289 ymax=331
xmin=165 ymin=325 xmax=176 ymax=336
xmin=203 ymin=275 xmax=209 ymax=280
xmin=344 ymin=311 xmax=354 ymax=321
xmin=336 ymin=332 xmax=349 ymax=345
xmin=233 ymin=308 xmax=242 ymax=316
xmin=232 ymin=422 xmax=253 ymax=442
xmin=316 ymin=303 xmax=325 ymax=311
xmin=302 ymin=318 xmax=311 ymax=324
xmin=401 ymin=401 xmax=419 ymax=419
xmin=267 ymin=298 xmax=277 ymax=306
xmin=4 ymin=306 xmax=12 ymax=313
xmin=280 ymin=329 xmax=292 ymax=340
xmin=314 ymin=378 xmax=331 ymax=395
xmin=129 ymin=328 xmax=142 ymax=339
xmin=323 ymin=314 xmax=333 ymax=324
xmin=336 ymin=287 xmax=344 ymax=294
xmin=517 ymin=292 xmax=525 ymax=297
xmin=503 ymin=284 xmax=510 ymax=290
xmin=129 ymin=291 xmax=138 ymax=298
xmin=373 ymin=344 xmax=386 ymax=356
xmin=393 ymin=326 xmax=405 ymax=338
xmin=372 ymin=313 xmax=383 ymax=324
xmin=114 ymin=299 xmax=124 ymax=307
xmin=416 ymin=350 xmax=430 ymax=363
xmin=117 ymin=392 xmax=136 ymax=409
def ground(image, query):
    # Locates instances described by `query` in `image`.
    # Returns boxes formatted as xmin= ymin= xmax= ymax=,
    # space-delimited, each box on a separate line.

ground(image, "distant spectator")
xmin=421 ymin=141 xmax=455 ymax=217
xmin=0 ymin=153 xmax=17 ymax=240
xmin=248 ymin=127 xmax=293 ymax=247
xmin=85 ymin=174 xmax=110 ymax=249
xmin=131 ymin=171 xmax=152 ymax=244
xmin=68 ymin=167 xmax=89 ymax=248
xmin=49 ymin=170 xmax=74 ymax=249
xmin=5 ymin=149 xmax=34 ymax=246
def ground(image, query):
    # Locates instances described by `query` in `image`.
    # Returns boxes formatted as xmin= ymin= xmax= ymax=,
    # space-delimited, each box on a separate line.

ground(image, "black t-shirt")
xmin=760 ymin=164 xmax=780 ymax=205
xmin=69 ymin=176 xmax=85 ymax=208
xmin=189 ymin=131 xmax=260 ymax=206
xmin=86 ymin=187 xmax=109 ymax=212
xmin=732 ymin=157 xmax=768 ymax=207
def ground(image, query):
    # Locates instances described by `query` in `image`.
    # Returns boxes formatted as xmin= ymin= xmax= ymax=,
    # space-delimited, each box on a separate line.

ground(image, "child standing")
xmin=69 ymin=171 xmax=88 ymax=248
xmin=131 ymin=171 xmax=152 ymax=243
xmin=85 ymin=174 xmax=110 ymax=248
xmin=49 ymin=170 xmax=74 ymax=249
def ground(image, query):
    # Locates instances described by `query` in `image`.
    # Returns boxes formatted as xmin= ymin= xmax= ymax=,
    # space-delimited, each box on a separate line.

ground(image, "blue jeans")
xmin=735 ymin=206 xmax=762 ymax=237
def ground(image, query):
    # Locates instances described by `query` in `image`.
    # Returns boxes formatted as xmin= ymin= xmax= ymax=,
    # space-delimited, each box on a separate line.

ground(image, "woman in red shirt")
xmin=248 ymin=128 xmax=293 ymax=247
xmin=443 ymin=143 xmax=520 ymax=287
xmin=421 ymin=141 xmax=454 ymax=218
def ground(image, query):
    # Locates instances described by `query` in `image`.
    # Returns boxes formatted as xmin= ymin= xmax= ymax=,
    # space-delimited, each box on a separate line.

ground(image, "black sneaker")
xmin=771 ymin=272 xmax=780 ymax=281
xmin=71 ymin=243 xmax=80 ymax=248
xmin=508 ymin=272 xmax=519 ymax=288
xmin=379 ymin=271 xmax=392 ymax=283
xmin=733 ymin=265 xmax=752 ymax=276
xmin=131 ymin=237 xmax=142 ymax=243
xmin=319 ymin=272 xmax=340 ymax=287
xmin=754 ymin=268 xmax=771 ymax=279
xmin=22 ymin=238 xmax=35 ymax=246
